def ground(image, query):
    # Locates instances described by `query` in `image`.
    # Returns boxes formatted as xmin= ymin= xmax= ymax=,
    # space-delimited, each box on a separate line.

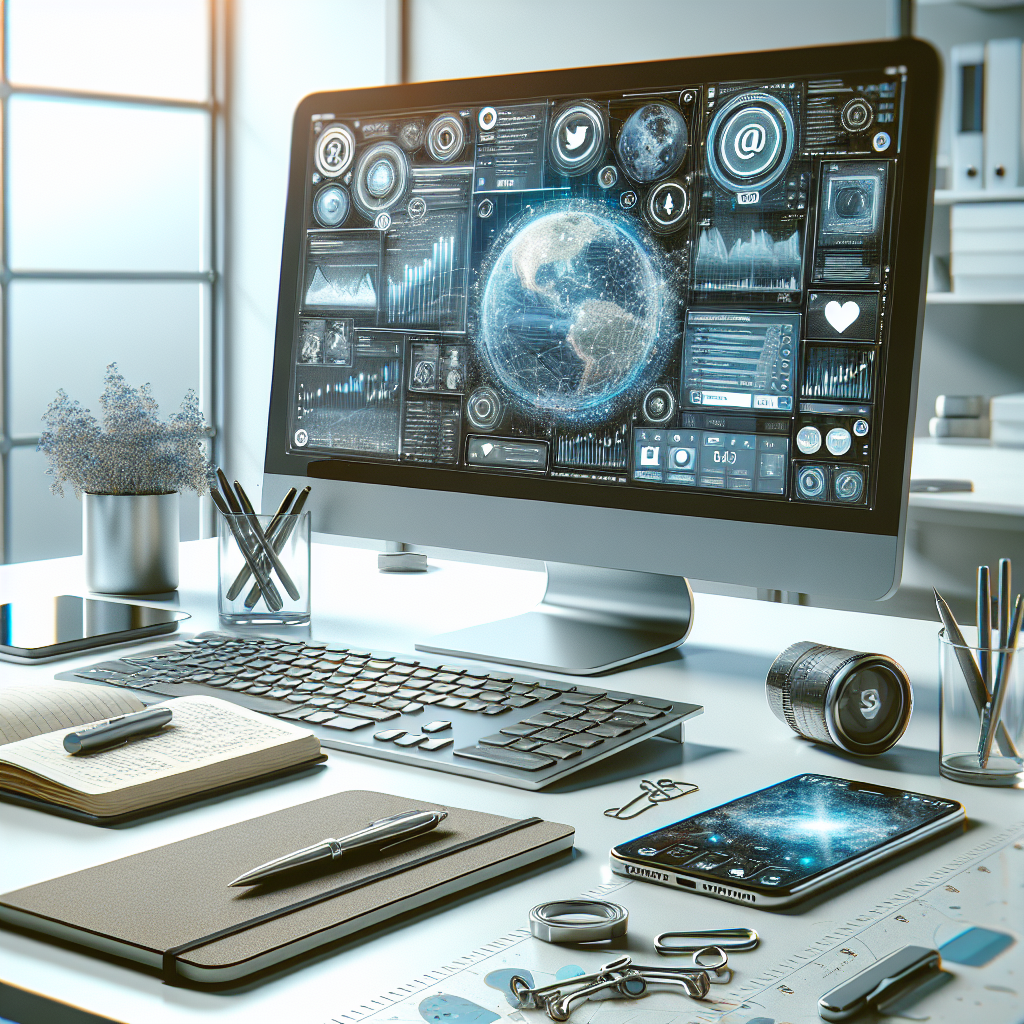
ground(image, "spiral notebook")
xmin=0 ymin=790 xmax=574 ymax=984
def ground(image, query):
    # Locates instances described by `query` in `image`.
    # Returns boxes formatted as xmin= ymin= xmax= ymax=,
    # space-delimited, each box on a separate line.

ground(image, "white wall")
xmin=407 ymin=0 xmax=892 ymax=81
xmin=223 ymin=0 xmax=393 ymax=503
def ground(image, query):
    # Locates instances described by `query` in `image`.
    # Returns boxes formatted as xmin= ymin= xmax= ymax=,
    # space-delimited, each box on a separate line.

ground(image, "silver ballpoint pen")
xmin=228 ymin=809 xmax=448 ymax=886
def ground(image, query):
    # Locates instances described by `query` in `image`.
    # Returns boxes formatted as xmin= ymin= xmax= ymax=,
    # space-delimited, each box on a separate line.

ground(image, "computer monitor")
xmin=263 ymin=39 xmax=940 ymax=674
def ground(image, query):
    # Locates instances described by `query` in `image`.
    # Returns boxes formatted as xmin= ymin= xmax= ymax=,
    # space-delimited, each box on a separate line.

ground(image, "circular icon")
xmin=352 ymin=141 xmax=409 ymax=219
xmin=706 ymin=91 xmax=794 ymax=193
xmin=645 ymin=180 xmax=688 ymax=233
xmin=841 ymin=97 xmax=874 ymax=133
xmin=826 ymin=427 xmax=852 ymax=456
xmin=478 ymin=106 xmax=497 ymax=131
xmin=477 ymin=198 xmax=494 ymax=218
xmin=311 ymin=172 xmax=321 ymax=184
xmin=312 ymin=184 xmax=350 ymax=227
xmin=374 ymin=211 xmax=392 ymax=231
xmin=397 ymin=120 xmax=425 ymax=152
xmin=616 ymin=102 xmax=688 ymax=183
xmin=549 ymin=100 xmax=606 ymax=176
xmin=853 ymin=418 xmax=869 ymax=437
xmin=642 ymin=386 xmax=676 ymax=425
xmin=315 ymin=123 xmax=355 ymax=178
xmin=796 ymin=425 xmax=822 ymax=455
xmin=466 ymin=386 xmax=502 ymax=430
xmin=671 ymin=447 xmax=694 ymax=468
xmin=638 ymin=847 xmax=658 ymax=857
xmin=620 ymin=190 xmax=637 ymax=209
xmin=293 ymin=429 xmax=309 ymax=448
xmin=680 ymin=91 xmax=695 ymax=105
xmin=597 ymin=164 xmax=619 ymax=189
xmin=834 ymin=467 xmax=865 ymax=503
xmin=407 ymin=196 xmax=427 ymax=219
xmin=872 ymin=131 xmax=891 ymax=153
xmin=797 ymin=465 xmax=827 ymax=500
xmin=426 ymin=113 xmax=466 ymax=162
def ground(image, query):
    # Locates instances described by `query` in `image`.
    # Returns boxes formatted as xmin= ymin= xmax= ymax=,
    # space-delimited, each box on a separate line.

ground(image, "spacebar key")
xmin=454 ymin=745 xmax=555 ymax=771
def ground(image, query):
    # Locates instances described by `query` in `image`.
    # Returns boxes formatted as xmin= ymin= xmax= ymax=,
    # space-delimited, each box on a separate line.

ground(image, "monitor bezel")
xmin=265 ymin=38 xmax=939 ymax=541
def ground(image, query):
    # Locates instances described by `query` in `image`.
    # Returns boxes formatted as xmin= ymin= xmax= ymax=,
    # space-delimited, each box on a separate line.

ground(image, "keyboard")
xmin=60 ymin=631 xmax=703 ymax=790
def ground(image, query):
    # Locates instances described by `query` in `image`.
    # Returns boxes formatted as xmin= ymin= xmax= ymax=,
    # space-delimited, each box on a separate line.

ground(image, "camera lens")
xmin=835 ymin=186 xmax=868 ymax=218
xmin=766 ymin=641 xmax=912 ymax=756
xmin=313 ymin=185 xmax=350 ymax=227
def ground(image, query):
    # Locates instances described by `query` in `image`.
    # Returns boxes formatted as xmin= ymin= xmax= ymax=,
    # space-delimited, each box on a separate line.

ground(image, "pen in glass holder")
xmin=211 ymin=487 xmax=283 ymax=612
xmin=243 ymin=486 xmax=311 ymax=610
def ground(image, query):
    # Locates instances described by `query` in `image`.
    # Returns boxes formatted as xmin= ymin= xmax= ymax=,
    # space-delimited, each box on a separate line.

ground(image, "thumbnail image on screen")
xmin=287 ymin=71 xmax=905 ymax=508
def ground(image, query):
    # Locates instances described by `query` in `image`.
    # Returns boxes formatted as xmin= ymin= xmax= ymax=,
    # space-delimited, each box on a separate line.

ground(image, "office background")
xmin=4 ymin=0 xmax=1022 ymax=585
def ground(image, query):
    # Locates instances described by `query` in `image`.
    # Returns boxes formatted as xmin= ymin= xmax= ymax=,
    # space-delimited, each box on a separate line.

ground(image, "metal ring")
xmin=692 ymin=945 xmax=729 ymax=971
xmin=529 ymin=899 xmax=628 ymax=944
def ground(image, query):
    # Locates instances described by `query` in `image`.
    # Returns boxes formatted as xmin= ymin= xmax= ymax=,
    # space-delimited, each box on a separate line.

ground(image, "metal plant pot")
xmin=83 ymin=492 xmax=180 ymax=594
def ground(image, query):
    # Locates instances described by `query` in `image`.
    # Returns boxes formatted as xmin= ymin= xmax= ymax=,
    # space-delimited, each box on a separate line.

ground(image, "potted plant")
xmin=38 ymin=364 xmax=210 ymax=594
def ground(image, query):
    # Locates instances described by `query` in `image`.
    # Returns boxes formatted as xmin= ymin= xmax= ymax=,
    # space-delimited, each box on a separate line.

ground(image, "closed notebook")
xmin=0 ymin=790 xmax=574 ymax=983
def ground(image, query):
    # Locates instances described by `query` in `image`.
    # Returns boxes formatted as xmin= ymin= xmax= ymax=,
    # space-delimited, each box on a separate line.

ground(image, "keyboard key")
xmin=338 ymin=690 xmax=366 ymax=701
xmin=309 ymin=672 xmax=332 ymax=682
xmin=421 ymin=737 xmax=453 ymax=751
xmin=395 ymin=688 xmax=425 ymax=700
xmin=356 ymin=694 xmax=386 ymax=706
xmin=532 ymin=688 xmax=558 ymax=701
xmin=477 ymin=692 xmax=506 ymax=704
xmin=267 ymin=688 xmax=292 ymax=700
xmin=578 ymin=710 xmax=612 ymax=723
xmin=419 ymin=693 xmax=446 ymax=705
xmin=632 ymin=698 xmax=672 ymax=711
xmin=304 ymin=710 xmax=339 ymax=723
xmin=619 ymin=704 xmax=664 ymax=719
xmin=486 ymin=673 xmax=514 ymax=682
xmin=292 ymin=658 xmax=316 ymax=668
xmin=322 ymin=713 xmax=374 ymax=731
xmin=605 ymin=713 xmax=646 ymax=728
xmin=320 ymin=686 xmax=343 ymax=696
xmin=436 ymin=665 xmax=467 ymax=675
xmin=504 ymin=695 xmax=536 ymax=708
xmin=370 ymin=684 xmax=400 ymax=695
xmin=509 ymin=738 xmax=543 ymax=751
xmin=422 ymin=721 xmax=451 ymax=733
xmin=225 ymin=680 xmax=250 ymax=691
xmin=394 ymin=734 xmax=426 ymax=747
xmin=255 ymin=674 xmax=284 ymax=686
xmin=295 ymin=682 xmax=321 ymax=692
xmin=388 ymin=664 xmax=417 ymax=676
xmin=359 ymin=671 xmax=385 ymax=681
xmin=454 ymin=746 xmax=555 ymax=771
xmin=381 ymin=698 xmax=409 ymax=711
xmin=552 ymin=704 xmax=584 ymax=717
xmin=480 ymin=733 xmax=515 ymax=747
xmin=562 ymin=733 xmax=604 ymax=748
xmin=379 ymin=674 xmax=408 ymax=685
xmin=556 ymin=719 xmax=591 ymax=734
xmin=305 ymin=696 xmax=333 ymax=706
xmin=284 ymin=693 xmax=309 ymax=703
xmin=286 ymin=668 xmax=313 ymax=679
xmin=246 ymin=685 xmax=271 ymax=695
xmin=280 ymin=707 xmax=316 ymax=720
xmin=374 ymin=729 xmax=405 ymax=741
xmin=404 ymin=702 xmax=424 ymax=714
xmin=348 ymin=706 xmax=400 ymax=722
xmin=432 ymin=673 xmax=461 ymax=684
xmin=522 ymin=713 xmax=567 ymax=728
xmin=561 ymin=693 xmax=602 ymax=706
xmin=509 ymin=683 xmax=536 ymax=694
xmin=440 ymin=697 xmax=466 ymax=709
xmin=367 ymin=660 xmax=394 ymax=671
xmin=455 ymin=687 xmax=482 ymax=698
xmin=346 ymin=679 xmax=374 ymax=690
xmin=413 ymin=668 xmax=438 ymax=679
xmin=589 ymin=698 xmax=628 ymax=711
xmin=534 ymin=728 xmax=570 ymax=741
xmin=499 ymin=723 xmax=540 ymax=737
xmin=535 ymin=742 xmax=582 ymax=760
xmin=480 ymin=681 xmax=511 ymax=693
xmin=462 ymin=701 xmax=487 ymax=712
xmin=332 ymin=665 xmax=362 ymax=677
xmin=543 ymin=679 xmax=575 ymax=692
xmin=482 ymin=705 xmax=511 ymax=716
xmin=586 ymin=724 xmax=631 ymax=738
xmin=427 ymin=682 xmax=460 ymax=694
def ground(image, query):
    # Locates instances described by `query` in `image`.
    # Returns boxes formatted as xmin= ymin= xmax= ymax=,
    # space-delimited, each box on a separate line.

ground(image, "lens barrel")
xmin=766 ymin=641 xmax=912 ymax=755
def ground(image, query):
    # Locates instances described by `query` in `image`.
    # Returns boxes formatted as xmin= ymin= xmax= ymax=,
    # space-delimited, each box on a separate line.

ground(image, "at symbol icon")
xmin=734 ymin=123 xmax=766 ymax=160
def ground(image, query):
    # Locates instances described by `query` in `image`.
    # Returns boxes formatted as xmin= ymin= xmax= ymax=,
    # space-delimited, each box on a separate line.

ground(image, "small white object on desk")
xmin=991 ymin=393 xmax=1024 ymax=448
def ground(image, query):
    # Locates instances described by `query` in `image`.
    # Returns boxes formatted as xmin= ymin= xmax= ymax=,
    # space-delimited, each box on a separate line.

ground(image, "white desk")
xmin=0 ymin=539 xmax=1020 ymax=1024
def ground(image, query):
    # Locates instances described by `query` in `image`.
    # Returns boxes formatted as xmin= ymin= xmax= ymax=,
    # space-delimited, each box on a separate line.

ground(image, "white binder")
xmin=951 ymin=43 xmax=985 ymax=191
xmin=984 ymin=38 xmax=1023 ymax=189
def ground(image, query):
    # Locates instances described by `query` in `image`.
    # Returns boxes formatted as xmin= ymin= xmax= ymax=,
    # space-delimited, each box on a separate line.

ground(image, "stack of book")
xmin=951 ymin=202 xmax=1024 ymax=296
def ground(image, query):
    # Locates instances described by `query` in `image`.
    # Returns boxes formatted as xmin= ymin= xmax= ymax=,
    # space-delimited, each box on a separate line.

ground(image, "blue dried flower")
xmin=38 ymin=363 xmax=211 ymax=497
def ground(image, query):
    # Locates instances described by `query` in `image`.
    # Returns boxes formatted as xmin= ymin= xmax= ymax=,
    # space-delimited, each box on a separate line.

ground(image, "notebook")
xmin=0 ymin=684 xmax=324 ymax=820
xmin=0 ymin=790 xmax=574 ymax=983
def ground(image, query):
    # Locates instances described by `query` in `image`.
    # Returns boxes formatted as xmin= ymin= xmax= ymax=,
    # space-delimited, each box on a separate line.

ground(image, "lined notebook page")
xmin=0 ymin=682 xmax=144 ymax=745
xmin=0 ymin=696 xmax=315 ymax=796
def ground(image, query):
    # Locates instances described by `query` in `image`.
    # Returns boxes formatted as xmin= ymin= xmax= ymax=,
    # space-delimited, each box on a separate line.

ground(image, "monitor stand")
xmin=416 ymin=563 xmax=693 ymax=675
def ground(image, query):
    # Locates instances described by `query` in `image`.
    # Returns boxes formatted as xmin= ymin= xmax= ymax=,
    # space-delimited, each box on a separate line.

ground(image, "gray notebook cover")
xmin=0 ymin=790 xmax=574 ymax=983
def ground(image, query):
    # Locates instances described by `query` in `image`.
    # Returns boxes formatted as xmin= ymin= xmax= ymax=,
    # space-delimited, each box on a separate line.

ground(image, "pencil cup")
xmin=217 ymin=511 xmax=311 ymax=626
xmin=939 ymin=628 xmax=1023 ymax=786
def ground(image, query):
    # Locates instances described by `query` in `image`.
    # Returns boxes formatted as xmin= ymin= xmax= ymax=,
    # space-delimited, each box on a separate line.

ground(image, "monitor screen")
xmin=266 ymin=42 xmax=937 ymax=552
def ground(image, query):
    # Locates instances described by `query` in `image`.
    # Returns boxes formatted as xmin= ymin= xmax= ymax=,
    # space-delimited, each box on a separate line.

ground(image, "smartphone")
xmin=0 ymin=595 xmax=190 ymax=663
xmin=610 ymin=773 xmax=965 ymax=908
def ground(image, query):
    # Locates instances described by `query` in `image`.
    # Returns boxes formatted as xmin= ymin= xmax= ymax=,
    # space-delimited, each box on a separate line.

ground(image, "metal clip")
xmin=603 ymin=778 xmax=699 ymax=819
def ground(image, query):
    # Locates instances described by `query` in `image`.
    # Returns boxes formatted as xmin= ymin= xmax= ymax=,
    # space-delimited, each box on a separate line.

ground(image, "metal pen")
xmin=981 ymin=594 xmax=1023 ymax=768
xmin=229 ymin=809 xmax=448 ymax=886
xmin=233 ymin=480 xmax=301 ymax=601
xmin=226 ymin=486 xmax=296 ymax=600
xmin=63 ymin=706 xmax=173 ymax=754
xmin=210 ymin=487 xmax=283 ymax=611
xmin=244 ymin=486 xmax=311 ymax=610
xmin=978 ymin=565 xmax=992 ymax=692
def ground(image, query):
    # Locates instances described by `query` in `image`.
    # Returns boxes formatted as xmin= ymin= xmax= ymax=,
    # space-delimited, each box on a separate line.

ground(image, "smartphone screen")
xmin=612 ymin=774 xmax=962 ymax=898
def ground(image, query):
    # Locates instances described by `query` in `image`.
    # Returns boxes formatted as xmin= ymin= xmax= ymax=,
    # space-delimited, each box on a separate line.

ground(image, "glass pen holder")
xmin=939 ymin=627 xmax=1023 ymax=786
xmin=217 ymin=511 xmax=310 ymax=626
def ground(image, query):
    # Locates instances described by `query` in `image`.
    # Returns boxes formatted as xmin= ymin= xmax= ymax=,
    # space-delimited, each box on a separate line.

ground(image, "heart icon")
xmin=824 ymin=299 xmax=861 ymax=334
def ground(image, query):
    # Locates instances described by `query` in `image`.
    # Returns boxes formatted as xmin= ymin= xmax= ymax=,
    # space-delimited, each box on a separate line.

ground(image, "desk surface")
xmin=910 ymin=436 xmax=1024 ymax=518
xmin=0 ymin=540 xmax=1020 ymax=1024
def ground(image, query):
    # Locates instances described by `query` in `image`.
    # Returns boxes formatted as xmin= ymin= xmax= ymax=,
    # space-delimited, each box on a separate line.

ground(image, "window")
xmin=1 ymin=0 xmax=220 ymax=561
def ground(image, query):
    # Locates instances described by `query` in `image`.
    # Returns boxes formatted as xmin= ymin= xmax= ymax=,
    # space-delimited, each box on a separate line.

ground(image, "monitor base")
xmin=417 ymin=563 xmax=693 ymax=675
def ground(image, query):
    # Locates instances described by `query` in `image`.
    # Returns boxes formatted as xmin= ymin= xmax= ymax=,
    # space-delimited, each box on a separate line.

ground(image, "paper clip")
xmin=603 ymin=778 xmax=699 ymax=819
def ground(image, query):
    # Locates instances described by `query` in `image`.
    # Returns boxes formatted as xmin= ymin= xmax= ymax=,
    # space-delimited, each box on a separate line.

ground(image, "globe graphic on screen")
xmin=477 ymin=203 xmax=667 ymax=422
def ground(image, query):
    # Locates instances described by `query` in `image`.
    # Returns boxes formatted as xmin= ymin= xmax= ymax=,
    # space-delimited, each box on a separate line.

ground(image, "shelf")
xmin=926 ymin=291 xmax=1024 ymax=304
xmin=934 ymin=188 xmax=1024 ymax=205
